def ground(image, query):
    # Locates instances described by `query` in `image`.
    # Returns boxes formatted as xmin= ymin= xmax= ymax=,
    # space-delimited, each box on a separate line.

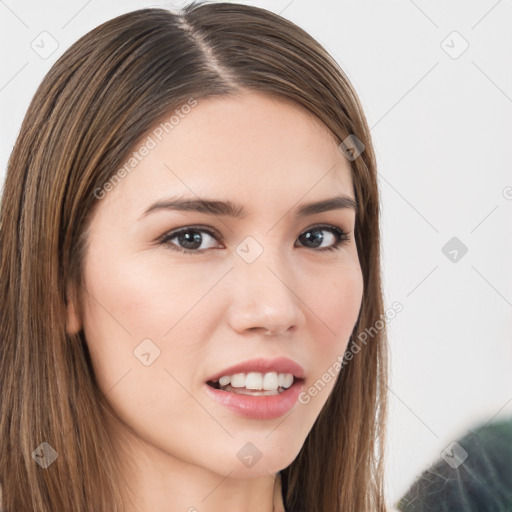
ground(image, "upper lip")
xmin=206 ymin=357 xmax=306 ymax=383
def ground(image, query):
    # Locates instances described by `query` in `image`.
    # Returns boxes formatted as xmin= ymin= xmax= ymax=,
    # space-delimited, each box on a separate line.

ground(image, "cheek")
xmin=79 ymin=253 xmax=222 ymax=388
xmin=82 ymin=250 xmax=216 ymax=337
xmin=291 ymin=264 xmax=363 ymax=421
xmin=79 ymin=255 xmax=212 ymax=435
xmin=305 ymin=261 xmax=363 ymax=342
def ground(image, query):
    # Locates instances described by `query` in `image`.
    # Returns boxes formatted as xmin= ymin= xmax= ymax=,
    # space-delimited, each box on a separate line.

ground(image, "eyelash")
xmin=158 ymin=224 xmax=351 ymax=255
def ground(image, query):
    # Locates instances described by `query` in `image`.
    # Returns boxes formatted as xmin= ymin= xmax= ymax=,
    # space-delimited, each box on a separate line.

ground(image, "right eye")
xmin=159 ymin=226 xmax=224 ymax=254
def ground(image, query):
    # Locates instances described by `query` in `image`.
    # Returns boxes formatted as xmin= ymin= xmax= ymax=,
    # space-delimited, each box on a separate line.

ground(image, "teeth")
xmin=218 ymin=375 xmax=231 ymax=387
xmin=215 ymin=372 xmax=295 ymax=391
xmin=245 ymin=372 xmax=263 ymax=390
xmin=263 ymin=372 xmax=278 ymax=390
xmin=281 ymin=373 xmax=294 ymax=388
xmin=221 ymin=386 xmax=280 ymax=396
xmin=231 ymin=373 xmax=245 ymax=388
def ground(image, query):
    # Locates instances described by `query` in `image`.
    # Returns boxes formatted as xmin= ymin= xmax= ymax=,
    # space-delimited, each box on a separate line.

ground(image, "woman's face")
xmin=69 ymin=91 xmax=363 ymax=480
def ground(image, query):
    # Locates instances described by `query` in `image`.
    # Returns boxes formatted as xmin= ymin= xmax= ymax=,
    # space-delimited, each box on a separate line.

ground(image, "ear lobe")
xmin=66 ymin=296 xmax=82 ymax=335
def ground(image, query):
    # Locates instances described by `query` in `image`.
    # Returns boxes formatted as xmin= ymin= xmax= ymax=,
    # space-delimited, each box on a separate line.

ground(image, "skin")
xmin=66 ymin=91 xmax=364 ymax=512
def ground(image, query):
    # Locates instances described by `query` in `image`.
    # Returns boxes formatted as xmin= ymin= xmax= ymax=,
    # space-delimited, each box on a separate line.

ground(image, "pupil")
xmin=180 ymin=230 xmax=202 ymax=250
xmin=300 ymin=229 xmax=323 ymax=248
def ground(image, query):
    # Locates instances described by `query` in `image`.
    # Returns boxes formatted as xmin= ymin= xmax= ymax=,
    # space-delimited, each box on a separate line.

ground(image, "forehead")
xmin=97 ymin=91 xmax=355 ymax=219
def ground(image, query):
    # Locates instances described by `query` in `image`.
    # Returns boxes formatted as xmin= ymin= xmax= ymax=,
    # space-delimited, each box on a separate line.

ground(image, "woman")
xmin=0 ymin=2 xmax=389 ymax=511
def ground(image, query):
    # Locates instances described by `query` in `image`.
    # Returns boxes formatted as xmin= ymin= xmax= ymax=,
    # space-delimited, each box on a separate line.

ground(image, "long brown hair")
xmin=0 ymin=2 xmax=388 ymax=510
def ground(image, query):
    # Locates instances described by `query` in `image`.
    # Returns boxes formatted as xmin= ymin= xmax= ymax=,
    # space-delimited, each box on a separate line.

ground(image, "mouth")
xmin=206 ymin=372 xmax=304 ymax=396
xmin=203 ymin=357 xmax=306 ymax=418
xmin=204 ymin=373 xmax=306 ymax=420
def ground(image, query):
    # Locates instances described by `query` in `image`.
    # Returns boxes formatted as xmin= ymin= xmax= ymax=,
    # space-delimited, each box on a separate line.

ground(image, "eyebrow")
xmin=138 ymin=194 xmax=358 ymax=221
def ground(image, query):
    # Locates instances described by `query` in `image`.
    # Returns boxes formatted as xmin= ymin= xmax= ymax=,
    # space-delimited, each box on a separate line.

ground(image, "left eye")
xmin=296 ymin=225 xmax=350 ymax=251
xmin=160 ymin=224 xmax=350 ymax=254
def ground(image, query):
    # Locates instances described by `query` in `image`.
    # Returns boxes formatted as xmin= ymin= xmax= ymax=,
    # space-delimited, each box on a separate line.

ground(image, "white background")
xmin=1 ymin=0 xmax=511 ymax=507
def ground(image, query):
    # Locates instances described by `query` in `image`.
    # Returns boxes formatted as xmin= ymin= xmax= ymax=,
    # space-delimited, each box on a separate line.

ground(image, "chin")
xmin=215 ymin=440 xmax=301 ymax=478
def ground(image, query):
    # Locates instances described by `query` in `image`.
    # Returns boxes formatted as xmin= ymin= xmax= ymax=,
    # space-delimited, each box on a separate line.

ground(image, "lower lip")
xmin=204 ymin=379 xmax=304 ymax=420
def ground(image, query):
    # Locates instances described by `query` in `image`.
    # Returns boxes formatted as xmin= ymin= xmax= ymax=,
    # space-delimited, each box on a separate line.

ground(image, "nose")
xmin=225 ymin=243 xmax=305 ymax=337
